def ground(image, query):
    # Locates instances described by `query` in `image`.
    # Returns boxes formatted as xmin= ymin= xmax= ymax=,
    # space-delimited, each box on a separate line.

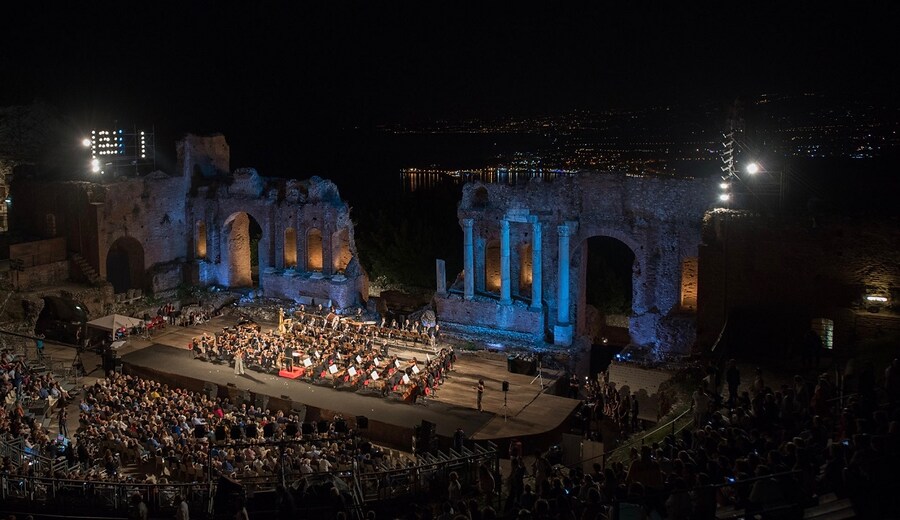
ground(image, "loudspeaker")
xmin=204 ymin=382 xmax=218 ymax=399
xmin=194 ymin=424 xmax=207 ymax=439
xmin=356 ymin=416 xmax=369 ymax=429
xmin=502 ymin=381 xmax=510 ymax=392
xmin=335 ymin=418 xmax=348 ymax=434
xmin=245 ymin=424 xmax=258 ymax=438
xmin=286 ymin=422 xmax=300 ymax=436
xmin=318 ymin=420 xmax=330 ymax=433
xmin=230 ymin=425 xmax=243 ymax=440
xmin=300 ymin=422 xmax=313 ymax=435
xmin=263 ymin=423 xmax=275 ymax=438
xmin=215 ymin=425 xmax=227 ymax=441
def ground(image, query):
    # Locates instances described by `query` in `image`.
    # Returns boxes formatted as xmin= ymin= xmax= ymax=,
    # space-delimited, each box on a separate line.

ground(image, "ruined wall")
xmin=9 ymin=134 xmax=366 ymax=307
xmin=439 ymin=173 xmax=712 ymax=353
xmin=697 ymin=211 xmax=900 ymax=352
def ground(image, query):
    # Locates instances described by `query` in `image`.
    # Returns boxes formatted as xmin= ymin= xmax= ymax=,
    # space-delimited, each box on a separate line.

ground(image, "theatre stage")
xmin=121 ymin=316 xmax=578 ymax=443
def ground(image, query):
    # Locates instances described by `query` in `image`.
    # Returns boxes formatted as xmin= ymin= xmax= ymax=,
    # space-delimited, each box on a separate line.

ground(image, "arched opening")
xmin=485 ymin=239 xmax=501 ymax=293
xmin=332 ymin=228 xmax=351 ymax=273
xmin=284 ymin=227 xmax=297 ymax=268
xmin=196 ymin=221 xmax=207 ymax=259
xmin=222 ymin=212 xmax=263 ymax=287
xmin=680 ymin=257 xmax=699 ymax=311
xmin=307 ymin=228 xmax=323 ymax=272
xmin=106 ymin=236 xmax=145 ymax=294
xmin=518 ymin=242 xmax=533 ymax=297
xmin=583 ymin=236 xmax=635 ymax=347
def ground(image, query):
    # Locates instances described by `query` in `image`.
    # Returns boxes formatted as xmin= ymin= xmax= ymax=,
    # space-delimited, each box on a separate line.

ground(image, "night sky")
xmin=3 ymin=2 xmax=898 ymax=176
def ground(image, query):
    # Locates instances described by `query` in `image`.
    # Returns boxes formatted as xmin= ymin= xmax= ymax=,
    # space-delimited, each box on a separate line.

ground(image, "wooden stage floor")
xmin=121 ymin=316 xmax=578 ymax=441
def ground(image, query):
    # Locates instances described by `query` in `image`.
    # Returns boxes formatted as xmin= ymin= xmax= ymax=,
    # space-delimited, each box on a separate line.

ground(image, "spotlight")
xmin=746 ymin=162 xmax=760 ymax=174
xmin=719 ymin=182 xmax=730 ymax=190
xmin=719 ymin=193 xmax=731 ymax=202
xmin=91 ymin=159 xmax=100 ymax=173
xmin=81 ymin=138 xmax=91 ymax=147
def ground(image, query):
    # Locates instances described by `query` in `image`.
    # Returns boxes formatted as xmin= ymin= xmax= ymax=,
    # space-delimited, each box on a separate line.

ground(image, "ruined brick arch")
xmin=284 ymin=227 xmax=297 ymax=268
xmin=485 ymin=239 xmax=501 ymax=293
xmin=221 ymin=211 xmax=263 ymax=288
xmin=518 ymin=242 xmax=533 ymax=296
xmin=306 ymin=228 xmax=323 ymax=272
xmin=574 ymin=228 xmax=645 ymax=341
xmin=106 ymin=236 xmax=145 ymax=294
xmin=195 ymin=221 xmax=207 ymax=259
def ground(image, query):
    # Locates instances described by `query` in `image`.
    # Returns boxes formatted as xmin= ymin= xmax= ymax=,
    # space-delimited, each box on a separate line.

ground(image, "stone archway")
xmin=578 ymin=235 xmax=637 ymax=346
xmin=307 ymin=228 xmax=323 ymax=272
xmin=222 ymin=212 xmax=263 ymax=287
xmin=106 ymin=236 xmax=145 ymax=294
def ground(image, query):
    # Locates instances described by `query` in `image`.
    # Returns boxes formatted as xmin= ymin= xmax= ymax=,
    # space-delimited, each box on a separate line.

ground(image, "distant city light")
xmin=746 ymin=162 xmax=760 ymax=174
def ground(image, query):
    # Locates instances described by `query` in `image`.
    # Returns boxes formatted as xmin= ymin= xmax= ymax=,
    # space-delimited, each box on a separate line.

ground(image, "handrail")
xmin=564 ymin=406 xmax=692 ymax=470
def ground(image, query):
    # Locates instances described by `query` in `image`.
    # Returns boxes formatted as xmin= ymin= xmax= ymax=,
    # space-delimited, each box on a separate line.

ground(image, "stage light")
xmin=91 ymin=159 xmax=101 ymax=173
xmin=719 ymin=193 xmax=731 ymax=202
xmin=865 ymin=295 xmax=888 ymax=303
xmin=719 ymin=182 xmax=730 ymax=190
xmin=746 ymin=162 xmax=760 ymax=174
xmin=81 ymin=138 xmax=91 ymax=147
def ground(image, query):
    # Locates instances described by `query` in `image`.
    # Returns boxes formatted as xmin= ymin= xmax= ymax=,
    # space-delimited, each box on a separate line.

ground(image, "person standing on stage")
xmin=234 ymin=349 xmax=246 ymax=375
xmin=474 ymin=379 xmax=485 ymax=412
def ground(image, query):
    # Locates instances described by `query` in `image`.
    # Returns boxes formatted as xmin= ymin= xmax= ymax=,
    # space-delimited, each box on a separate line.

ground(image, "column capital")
xmin=557 ymin=224 xmax=571 ymax=237
xmin=462 ymin=218 xmax=474 ymax=229
xmin=528 ymin=215 xmax=541 ymax=224
xmin=500 ymin=219 xmax=510 ymax=229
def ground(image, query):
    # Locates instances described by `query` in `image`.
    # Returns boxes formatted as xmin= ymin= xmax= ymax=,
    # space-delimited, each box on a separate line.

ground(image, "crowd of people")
xmin=471 ymin=357 xmax=900 ymax=519
xmin=191 ymin=306 xmax=456 ymax=404
xmin=1 ymin=347 xmax=72 ymax=471
xmin=574 ymin=370 xmax=643 ymax=442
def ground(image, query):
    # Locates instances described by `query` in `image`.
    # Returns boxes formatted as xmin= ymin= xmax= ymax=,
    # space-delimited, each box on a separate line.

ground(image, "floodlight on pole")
xmin=81 ymin=138 xmax=92 ymax=147
xmin=719 ymin=193 xmax=731 ymax=202
xmin=746 ymin=162 xmax=760 ymax=175
xmin=91 ymin=159 xmax=101 ymax=173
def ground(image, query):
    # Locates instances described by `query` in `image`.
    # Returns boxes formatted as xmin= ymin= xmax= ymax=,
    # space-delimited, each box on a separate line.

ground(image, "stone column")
xmin=557 ymin=224 xmax=571 ymax=324
xmin=530 ymin=217 xmax=542 ymax=310
xmin=500 ymin=219 xmax=512 ymax=305
xmin=435 ymin=259 xmax=447 ymax=296
xmin=463 ymin=219 xmax=474 ymax=300
xmin=554 ymin=223 xmax=573 ymax=345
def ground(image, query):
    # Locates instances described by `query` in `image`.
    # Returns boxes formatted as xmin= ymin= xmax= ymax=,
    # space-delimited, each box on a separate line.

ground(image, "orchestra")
xmin=190 ymin=309 xmax=454 ymax=403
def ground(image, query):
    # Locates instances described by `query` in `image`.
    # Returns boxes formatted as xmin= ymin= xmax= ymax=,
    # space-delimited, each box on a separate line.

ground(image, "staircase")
xmin=70 ymin=252 xmax=102 ymax=284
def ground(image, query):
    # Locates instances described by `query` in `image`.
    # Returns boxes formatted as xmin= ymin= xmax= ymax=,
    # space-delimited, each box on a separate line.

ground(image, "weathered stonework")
xmin=696 ymin=211 xmax=900 ymax=352
xmin=439 ymin=173 xmax=712 ymax=353
xmin=10 ymin=134 xmax=367 ymax=312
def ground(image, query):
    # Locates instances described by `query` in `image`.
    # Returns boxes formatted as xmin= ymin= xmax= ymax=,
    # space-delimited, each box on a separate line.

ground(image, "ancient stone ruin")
xmin=9 ymin=134 xmax=367 ymax=310
xmin=435 ymin=173 xmax=712 ymax=354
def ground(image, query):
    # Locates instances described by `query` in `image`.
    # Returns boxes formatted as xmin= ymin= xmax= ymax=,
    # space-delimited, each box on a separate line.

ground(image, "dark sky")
xmin=2 ymin=2 xmax=898 ymax=173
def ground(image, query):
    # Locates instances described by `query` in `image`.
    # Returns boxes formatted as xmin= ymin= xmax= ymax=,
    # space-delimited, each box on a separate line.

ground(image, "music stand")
xmin=501 ymin=381 xmax=510 ymax=421
xmin=530 ymin=353 xmax=545 ymax=389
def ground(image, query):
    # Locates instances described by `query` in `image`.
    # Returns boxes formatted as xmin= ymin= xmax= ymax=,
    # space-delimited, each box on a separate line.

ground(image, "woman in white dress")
xmin=234 ymin=349 xmax=245 ymax=375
